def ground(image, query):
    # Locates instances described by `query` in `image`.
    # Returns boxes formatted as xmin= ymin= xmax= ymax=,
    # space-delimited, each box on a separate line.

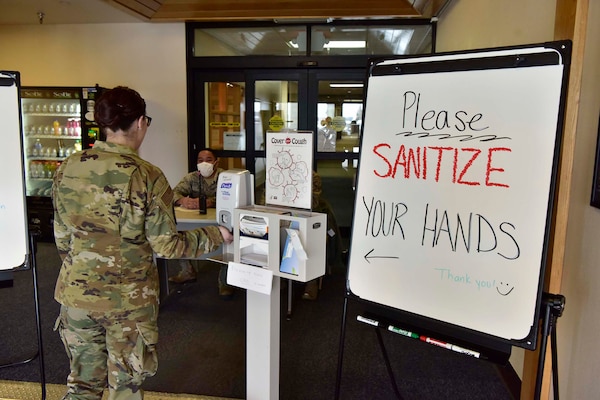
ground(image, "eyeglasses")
xmin=144 ymin=115 xmax=152 ymax=127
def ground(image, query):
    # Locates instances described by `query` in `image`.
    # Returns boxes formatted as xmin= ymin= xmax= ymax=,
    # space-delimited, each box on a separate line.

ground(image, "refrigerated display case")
xmin=20 ymin=85 xmax=104 ymax=240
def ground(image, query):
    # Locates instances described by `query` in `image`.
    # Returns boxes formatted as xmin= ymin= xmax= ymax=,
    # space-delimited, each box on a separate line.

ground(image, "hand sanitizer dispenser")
xmin=216 ymin=169 xmax=254 ymax=231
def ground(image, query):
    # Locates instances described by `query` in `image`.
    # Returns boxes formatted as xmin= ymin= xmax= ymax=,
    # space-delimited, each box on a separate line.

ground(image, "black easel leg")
xmin=30 ymin=233 xmax=46 ymax=400
xmin=334 ymin=296 xmax=349 ymax=400
xmin=534 ymin=300 xmax=551 ymax=400
xmin=0 ymin=233 xmax=46 ymax=400
xmin=551 ymin=319 xmax=559 ymax=400
xmin=534 ymin=293 xmax=564 ymax=400
xmin=374 ymin=328 xmax=403 ymax=400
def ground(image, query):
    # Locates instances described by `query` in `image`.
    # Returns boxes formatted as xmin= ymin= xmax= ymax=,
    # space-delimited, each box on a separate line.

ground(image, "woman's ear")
xmin=137 ymin=115 xmax=145 ymax=130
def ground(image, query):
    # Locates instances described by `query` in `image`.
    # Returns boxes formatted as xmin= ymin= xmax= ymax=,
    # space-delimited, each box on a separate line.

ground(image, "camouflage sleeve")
xmin=141 ymin=169 xmax=224 ymax=258
xmin=172 ymin=173 xmax=195 ymax=204
xmin=51 ymin=161 xmax=69 ymax=261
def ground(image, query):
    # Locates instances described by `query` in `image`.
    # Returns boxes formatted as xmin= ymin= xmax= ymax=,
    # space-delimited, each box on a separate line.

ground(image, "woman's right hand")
xmin=218 ymin=226 xmax=234 ymax=244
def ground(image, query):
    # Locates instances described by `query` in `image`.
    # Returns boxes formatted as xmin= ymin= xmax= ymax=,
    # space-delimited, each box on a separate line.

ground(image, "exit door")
xmin=188 ymin=68 xmax=364 ymax=231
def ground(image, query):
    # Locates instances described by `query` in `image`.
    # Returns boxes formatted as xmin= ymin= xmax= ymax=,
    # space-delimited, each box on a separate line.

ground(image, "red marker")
xmin=420 ymin=336 xmax=482 ymax=358
xmin=420 ymin=335 xmax=451 ymax=349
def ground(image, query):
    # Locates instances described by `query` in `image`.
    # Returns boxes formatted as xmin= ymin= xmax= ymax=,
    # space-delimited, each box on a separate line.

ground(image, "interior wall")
xmin=0 ymin=23 xmax=188 ymax=187
xmin=437 ymin=0 xmax=556 ymax=51
xmin=436 ymin=0 xmax=557 ymax=381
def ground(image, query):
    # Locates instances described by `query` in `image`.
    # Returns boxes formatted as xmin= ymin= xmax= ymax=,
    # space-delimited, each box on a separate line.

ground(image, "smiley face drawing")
xmin=496 ymin=281 xmax=514 ymax=296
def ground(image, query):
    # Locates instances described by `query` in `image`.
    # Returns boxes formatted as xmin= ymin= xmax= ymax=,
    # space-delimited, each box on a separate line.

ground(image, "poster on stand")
xmin=265 ymin=130 xmax=313 ymax=210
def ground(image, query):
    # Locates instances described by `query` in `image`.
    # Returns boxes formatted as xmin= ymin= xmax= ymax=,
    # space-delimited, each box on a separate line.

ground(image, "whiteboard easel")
xmin=0 ymin=70 xmax=46 ymax=398
xmin=346 ymin=41 xmax=570 ymax=350
xmin=0 ymin=71 xmax=28 ymax=270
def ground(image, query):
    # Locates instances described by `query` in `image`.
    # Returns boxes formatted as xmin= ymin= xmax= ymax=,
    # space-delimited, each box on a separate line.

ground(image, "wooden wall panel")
xmin=112 ymin=0 xmax=450 ymax=21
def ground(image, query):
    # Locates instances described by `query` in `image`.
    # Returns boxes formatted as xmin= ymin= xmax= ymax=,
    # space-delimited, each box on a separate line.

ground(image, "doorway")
xmin=188 ymin=68 xmax=364 ymax=232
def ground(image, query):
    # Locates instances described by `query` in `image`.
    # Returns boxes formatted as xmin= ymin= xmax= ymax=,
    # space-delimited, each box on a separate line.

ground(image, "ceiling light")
xmin=329 ymin=83 xmax=364 ymax=88
xmin=288 ymin=37 xmax=365 ymax=51
xmin=324 ymin=41 xmax=366 ymax=49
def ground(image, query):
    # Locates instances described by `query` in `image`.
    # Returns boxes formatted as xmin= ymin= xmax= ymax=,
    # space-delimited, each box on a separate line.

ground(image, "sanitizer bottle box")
xmin=216 ymin=169 xmax=253 ymax=231
xmin=233 ymin=205 xmax=326 ymax=283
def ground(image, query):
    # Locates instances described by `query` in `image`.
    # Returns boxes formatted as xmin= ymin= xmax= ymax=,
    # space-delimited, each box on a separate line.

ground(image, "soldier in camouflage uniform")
xmin=169 ymin=148 xmax=233 ymax=295
xmin=172 ymin=148 xmax=224 ymax=210
xmin=52 ymin=86 xmax=233 ymax=400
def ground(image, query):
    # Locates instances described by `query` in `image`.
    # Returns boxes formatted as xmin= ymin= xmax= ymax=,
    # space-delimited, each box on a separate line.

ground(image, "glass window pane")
xmin=194 ymin=27 xmax=307 ymax=56
xmin=310 ymin=24 xmax=432 ymax=56
xmin=317 ymin=80 xmax=362 ymax=153
xmin=205 ymin=81 xmax=245 ymax=151
xmin=254 ymin=157 xmax=267 ymax=205
xmin=192 ymin=23 xmax=432 ymax=57
xmin=218 ymin=156 xmax=246 ymax=172
xmin=255 ymin=80 xmax=298 ymax=151
xmin=317 ymin=160 xmax=356 ymax=232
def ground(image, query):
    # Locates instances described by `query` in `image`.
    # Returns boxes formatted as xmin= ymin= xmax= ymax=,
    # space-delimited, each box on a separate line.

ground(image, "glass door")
xmin=247 ymin=70 xmax=307 ymax=204
xmin=309 ymin=70 xmax=364 ymax=233
xmin=188 ymin=68 xmax=364 ymax=233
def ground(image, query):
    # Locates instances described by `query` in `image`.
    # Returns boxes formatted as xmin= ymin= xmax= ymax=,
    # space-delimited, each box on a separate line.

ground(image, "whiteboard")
xmin=0 ymin=71 xmax=29 ymax=270
xmin=347 ymin=43 xmax=570 ymax=349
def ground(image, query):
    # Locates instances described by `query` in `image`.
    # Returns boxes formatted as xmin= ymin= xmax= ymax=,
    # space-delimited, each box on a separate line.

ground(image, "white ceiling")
xmin=0 ymin=0 xmax=143 ymax=25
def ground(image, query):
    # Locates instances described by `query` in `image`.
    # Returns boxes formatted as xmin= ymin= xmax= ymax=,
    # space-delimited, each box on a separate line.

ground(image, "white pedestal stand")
xmin=246 ymin=276 xmax=281 ymax=400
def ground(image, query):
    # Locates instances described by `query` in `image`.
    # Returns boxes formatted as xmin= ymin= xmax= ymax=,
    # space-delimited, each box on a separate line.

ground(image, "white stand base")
xmin=246 ymin=276 xmax=281 ymax=400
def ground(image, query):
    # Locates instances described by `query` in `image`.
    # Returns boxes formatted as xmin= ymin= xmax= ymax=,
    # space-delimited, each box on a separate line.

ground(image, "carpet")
xmin=0 ymin=242 xmax=519 ymax=399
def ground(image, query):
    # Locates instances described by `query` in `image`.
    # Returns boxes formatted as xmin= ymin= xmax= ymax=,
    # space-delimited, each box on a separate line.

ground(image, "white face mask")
xmin=197 ymin=162 xmax=215 ymax=177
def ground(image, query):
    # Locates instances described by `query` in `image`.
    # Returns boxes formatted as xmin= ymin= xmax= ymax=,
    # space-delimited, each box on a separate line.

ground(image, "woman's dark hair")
xmin=94 ymin=86 xmax=146 ymax=133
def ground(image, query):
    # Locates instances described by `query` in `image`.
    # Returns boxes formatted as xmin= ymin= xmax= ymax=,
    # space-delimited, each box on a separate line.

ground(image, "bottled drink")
xmin=30 ymin=161 xmax=39 ymax=178
xmin=199 ymin=195 xmax=207 ymax=215
xmin=43 ymin=162 xmax=51 ymax=178
xmin=33 ymin=139 xmax=43 ymax=156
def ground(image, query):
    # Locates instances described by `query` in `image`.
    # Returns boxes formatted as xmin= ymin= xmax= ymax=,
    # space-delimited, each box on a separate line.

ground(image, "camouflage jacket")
xmin=172 ymin=168 xmax=224 ymax=206
xmin=52 ymin=141 xmax=224 ymax=311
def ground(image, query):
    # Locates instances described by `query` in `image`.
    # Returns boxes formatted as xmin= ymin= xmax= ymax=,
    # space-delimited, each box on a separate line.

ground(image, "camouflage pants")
xmin=54 ymin=304 xmax=159 ymax=400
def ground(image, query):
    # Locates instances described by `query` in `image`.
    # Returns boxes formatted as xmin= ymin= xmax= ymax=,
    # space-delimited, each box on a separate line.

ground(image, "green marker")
xmin=388 ymin=325 xmax=419 ymax=339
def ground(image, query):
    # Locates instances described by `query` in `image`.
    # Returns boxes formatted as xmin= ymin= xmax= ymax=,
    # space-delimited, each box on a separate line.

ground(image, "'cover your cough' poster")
xmin=265 ymin=131 xmax=313 ymax=210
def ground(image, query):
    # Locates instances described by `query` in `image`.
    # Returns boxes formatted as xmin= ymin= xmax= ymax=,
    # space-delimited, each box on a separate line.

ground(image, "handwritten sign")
xmin=347 ymin=43 xmax=569 ymax=348
xmin=0 ymin=71 xmax=29 ymax=270
xmin=228 ymin=261 xmax=273 ymax=295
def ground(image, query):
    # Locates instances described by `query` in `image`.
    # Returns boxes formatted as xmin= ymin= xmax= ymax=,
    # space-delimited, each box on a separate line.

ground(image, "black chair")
xmin=286 ymin=197 xmax=343 ymax=318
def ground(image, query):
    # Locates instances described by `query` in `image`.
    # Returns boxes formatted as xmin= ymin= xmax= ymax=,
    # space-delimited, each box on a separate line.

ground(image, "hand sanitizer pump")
xmin=216 ymin=169 xmax=254 ymax=260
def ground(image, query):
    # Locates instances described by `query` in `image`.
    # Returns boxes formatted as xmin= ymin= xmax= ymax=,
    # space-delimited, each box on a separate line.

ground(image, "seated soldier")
xmin=170 ymin=148 xmax=235 ymax=298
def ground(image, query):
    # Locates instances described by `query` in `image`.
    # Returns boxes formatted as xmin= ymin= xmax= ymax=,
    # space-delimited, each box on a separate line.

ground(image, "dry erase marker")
xmin=357 ymin=315 xmax=379 ymax=327
xmin=450 ymin=344 xmax=481 ymax=359
xmin=420 ymin=336 xmax=451 ymax=349
xmin=388 ymin=325 xmax=419 ymax=339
